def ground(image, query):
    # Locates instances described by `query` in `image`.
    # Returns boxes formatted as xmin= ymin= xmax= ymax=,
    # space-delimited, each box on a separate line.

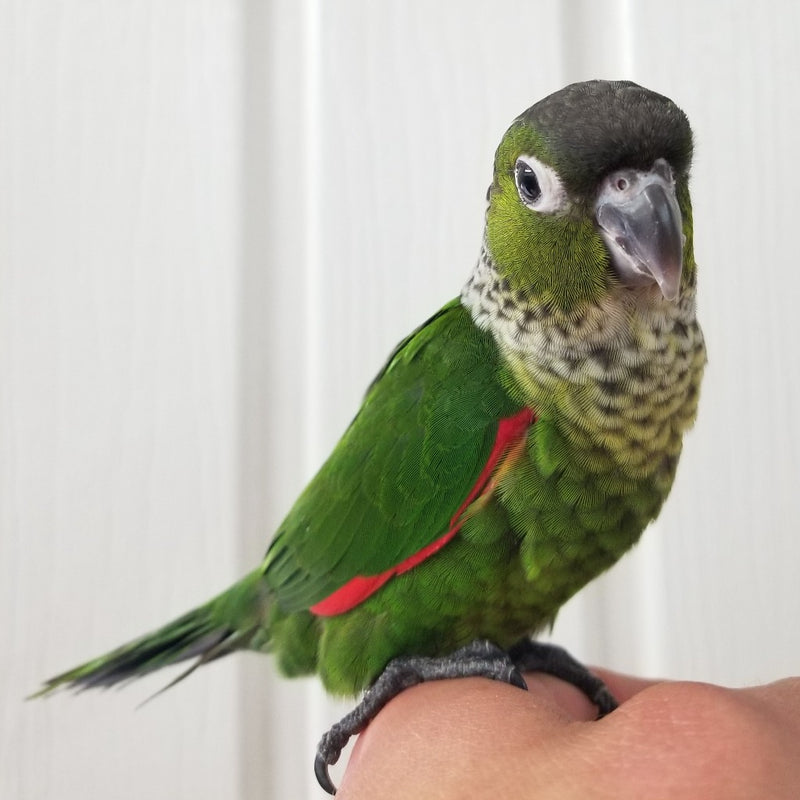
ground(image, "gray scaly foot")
xmin=314 ymin=637 xmax=617 ymax=794
xmin=314 ymin=639 xmax=526 ymax=794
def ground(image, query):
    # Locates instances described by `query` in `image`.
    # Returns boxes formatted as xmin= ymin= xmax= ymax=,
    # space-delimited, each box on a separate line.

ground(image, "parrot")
xmin=35 ymin=80 xmax=705 ymax=794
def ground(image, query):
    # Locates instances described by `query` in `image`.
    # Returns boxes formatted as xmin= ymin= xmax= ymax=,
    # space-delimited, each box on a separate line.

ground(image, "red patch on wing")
xmin=310 ymin=407 xmax=535 ymax=617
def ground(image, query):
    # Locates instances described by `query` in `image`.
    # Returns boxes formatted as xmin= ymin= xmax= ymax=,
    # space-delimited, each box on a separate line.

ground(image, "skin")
xmin=338 ymin=670 xmax=800 ymax=799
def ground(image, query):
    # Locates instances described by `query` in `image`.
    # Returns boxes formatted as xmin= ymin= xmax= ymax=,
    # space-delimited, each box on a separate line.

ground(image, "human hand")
xmin=336 ymin=669 xmax=800 ymax=799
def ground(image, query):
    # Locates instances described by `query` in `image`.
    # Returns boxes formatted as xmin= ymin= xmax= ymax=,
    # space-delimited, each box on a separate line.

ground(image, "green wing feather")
xmin=34 ymin=298 xmax=523 ymax=695
xmin=262 ymin=298 xmax=523 ymax=612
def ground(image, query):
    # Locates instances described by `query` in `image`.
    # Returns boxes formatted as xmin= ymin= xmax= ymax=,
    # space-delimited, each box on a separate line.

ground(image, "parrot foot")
xmin=313 ymin=637 xmax=617 ymax=794
xmin=314 ymin=638 xmax=526 ymax=795
xmin=507 ymin=637 xmax=618 ymax=717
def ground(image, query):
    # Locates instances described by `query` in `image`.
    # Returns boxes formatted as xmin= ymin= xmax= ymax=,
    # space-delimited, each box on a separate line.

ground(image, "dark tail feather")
xmin=32 ymin=571 xmax=267 ymax=698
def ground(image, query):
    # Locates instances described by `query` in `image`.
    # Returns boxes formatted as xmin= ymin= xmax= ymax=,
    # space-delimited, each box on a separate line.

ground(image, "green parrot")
xmin=36 ymin=80 xmax=705 ymax=794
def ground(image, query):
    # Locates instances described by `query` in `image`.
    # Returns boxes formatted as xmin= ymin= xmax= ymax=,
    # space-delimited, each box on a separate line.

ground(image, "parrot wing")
xmin=262 ymin=298 xmax=533 ymax=615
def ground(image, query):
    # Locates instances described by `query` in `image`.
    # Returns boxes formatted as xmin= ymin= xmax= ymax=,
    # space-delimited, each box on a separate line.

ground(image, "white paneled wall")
xmin=2 ymin=3 xmax=246 ymax=799
xmin=3 ymin=2 xmax=799 ymax=799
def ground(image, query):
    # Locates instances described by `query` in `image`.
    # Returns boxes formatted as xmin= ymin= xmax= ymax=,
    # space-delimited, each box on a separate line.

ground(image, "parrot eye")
xmin=515 ymin=162 xmax=541 ymax=204
xmin=513 ymin=155 xmax=568 ymax=214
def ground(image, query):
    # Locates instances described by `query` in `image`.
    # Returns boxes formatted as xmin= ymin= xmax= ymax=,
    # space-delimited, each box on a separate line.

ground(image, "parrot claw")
xmin=314 ymin=753 xmax=338 ymax=797
xmin=507 ymin=638 xmax=619 ymax=717
xmin=314 ymin=639 xmax=525 ymax=794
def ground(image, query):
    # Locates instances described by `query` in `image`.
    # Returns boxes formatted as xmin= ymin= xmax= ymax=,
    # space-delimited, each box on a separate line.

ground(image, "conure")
xmin=35 ymin=80 xmax=706 ymax=794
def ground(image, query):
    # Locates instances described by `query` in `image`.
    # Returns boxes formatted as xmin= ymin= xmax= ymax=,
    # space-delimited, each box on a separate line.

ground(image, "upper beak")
xmin=595 ymin=158 xmax=684 ymax=301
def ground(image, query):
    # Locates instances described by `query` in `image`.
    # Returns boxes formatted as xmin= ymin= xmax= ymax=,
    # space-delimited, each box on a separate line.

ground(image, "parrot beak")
xmin=595 ymin=158 xmax=684 ymax=301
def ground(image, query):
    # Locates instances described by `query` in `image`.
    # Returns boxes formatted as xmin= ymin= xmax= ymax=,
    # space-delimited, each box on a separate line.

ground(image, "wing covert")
xmin=262 ymin=298 xmax=524 ymax=613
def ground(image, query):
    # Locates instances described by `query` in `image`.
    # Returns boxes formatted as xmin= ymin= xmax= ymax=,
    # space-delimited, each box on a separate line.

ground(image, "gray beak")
xmin=595 ymin=158 xmax=684 ymax=301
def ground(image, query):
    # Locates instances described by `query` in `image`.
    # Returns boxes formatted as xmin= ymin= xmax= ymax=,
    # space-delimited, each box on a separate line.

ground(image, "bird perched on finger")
xmin=35 ymin=79 xmax=705 ymax=795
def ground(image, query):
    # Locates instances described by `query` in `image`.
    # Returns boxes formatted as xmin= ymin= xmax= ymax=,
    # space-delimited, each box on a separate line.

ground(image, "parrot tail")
xmin=31 ymin=569 xmax=270 ymax=698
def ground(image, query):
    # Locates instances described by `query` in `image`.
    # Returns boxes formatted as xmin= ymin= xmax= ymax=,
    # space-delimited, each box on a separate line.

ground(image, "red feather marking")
xmin=310 ymin=407 xmax=535 ymax=617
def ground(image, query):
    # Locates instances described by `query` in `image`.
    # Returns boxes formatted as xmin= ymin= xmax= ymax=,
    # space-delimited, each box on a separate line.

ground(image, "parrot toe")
xmin=314 ymin=639 xmax=526 ymax=794
xmin=314 ymin=638 xmax=618 ymax=793
xmin=508 ymin=637 xmax=619 ymax=717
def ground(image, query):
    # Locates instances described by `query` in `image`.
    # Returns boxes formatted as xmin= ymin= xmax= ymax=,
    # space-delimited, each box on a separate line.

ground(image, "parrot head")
xmin=485 ymin=80 xmax=694 ymax=314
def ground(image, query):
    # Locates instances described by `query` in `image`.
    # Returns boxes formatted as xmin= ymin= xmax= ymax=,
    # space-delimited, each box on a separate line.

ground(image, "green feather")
xmin=262 ymin=298 xmax=522 ymax=613
xmin=34 ymin=571 xmax=269 ymax=696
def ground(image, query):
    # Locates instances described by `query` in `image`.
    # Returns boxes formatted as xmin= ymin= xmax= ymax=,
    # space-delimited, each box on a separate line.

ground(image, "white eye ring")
xmin=514 ymin=154 xmax=568 ymax=214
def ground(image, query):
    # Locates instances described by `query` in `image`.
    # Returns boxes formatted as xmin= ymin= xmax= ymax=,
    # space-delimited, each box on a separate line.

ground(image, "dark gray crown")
xmin=518 ymin=80 xmax=693 ymax=194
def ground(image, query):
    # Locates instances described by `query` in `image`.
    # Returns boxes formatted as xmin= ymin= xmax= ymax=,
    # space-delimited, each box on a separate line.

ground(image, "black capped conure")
xmin=36 ymin=80 xmax=706 ymax=794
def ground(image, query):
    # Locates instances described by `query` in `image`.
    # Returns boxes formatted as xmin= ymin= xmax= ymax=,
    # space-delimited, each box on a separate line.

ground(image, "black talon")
xmin=314 ymin=752 xmax=337 ymax=796
xmin=508 ymin=638 xmax=619 ymax=717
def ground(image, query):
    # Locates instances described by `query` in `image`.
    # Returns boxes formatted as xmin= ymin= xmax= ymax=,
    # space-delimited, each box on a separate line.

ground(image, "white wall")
xmin=3 ymin=2 xmax=799 ymax=798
